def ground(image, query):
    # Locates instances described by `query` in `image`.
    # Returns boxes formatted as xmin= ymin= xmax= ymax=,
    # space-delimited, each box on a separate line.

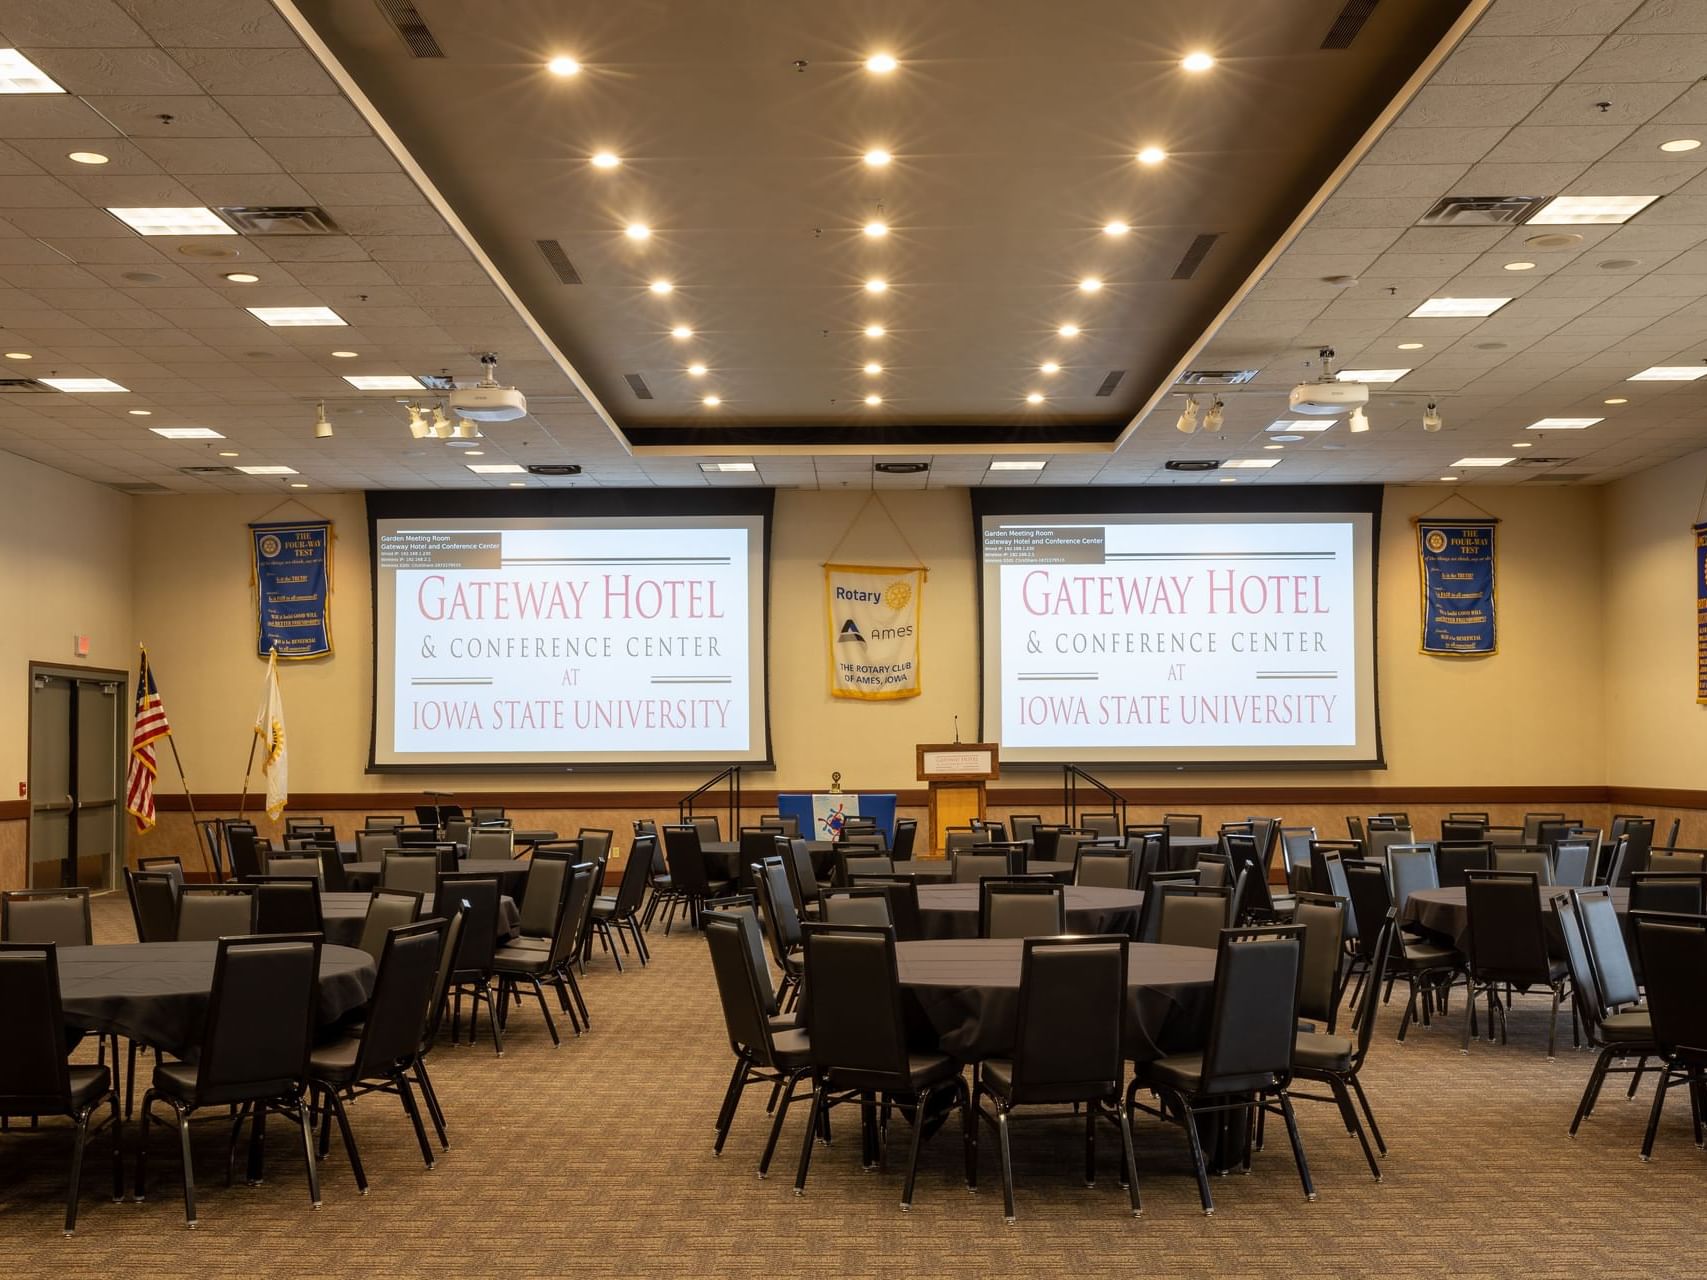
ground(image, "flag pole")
xmin=166 ymin=735 xmax=212 ymax=877
xmin=235 ymin=733 xmax=258 ymax=823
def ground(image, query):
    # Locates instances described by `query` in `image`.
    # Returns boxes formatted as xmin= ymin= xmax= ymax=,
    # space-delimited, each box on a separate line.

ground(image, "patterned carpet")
xmin=0 ymin=896 xmax=1701 ymax=1277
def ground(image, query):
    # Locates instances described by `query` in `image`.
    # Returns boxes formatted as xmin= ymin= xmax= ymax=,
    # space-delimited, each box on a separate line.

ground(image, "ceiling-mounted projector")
xmin=449 ymin=352 xmax=527 ymax=422
xmin=1288 ymin=378 xmax=1368 ymax=415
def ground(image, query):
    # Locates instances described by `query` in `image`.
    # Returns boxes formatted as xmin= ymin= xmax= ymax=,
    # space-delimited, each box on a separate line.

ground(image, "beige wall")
xmin=1603 ymin=446 xmax=1707 ymax=789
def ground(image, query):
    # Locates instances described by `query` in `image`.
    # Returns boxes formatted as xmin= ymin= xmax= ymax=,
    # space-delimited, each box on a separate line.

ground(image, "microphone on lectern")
xmin=953 ymin=715 xmax=960 ymax=744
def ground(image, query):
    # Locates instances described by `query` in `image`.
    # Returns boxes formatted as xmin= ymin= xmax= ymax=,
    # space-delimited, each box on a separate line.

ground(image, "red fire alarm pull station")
xmin=73 ymin=634 xmax=90 ymax=658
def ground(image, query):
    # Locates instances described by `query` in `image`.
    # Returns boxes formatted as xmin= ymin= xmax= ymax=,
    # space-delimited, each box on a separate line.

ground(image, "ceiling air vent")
xmin=1165 ymin=459 xmax=1221 ymax=472
xmin=178 ymin=465 xmax=238 ymax=475
xmin=0 ymin=378 xmax=53 ymax=393
xmin=1178 ymin=369 xmax=1257 ymax=386
xmin=623 ymin=373 xmax=654 ymax=400
xmin=1416 ymin=196 xmax=1549 ymax=228
xmin=1511 ymin=457 xmax=1576 ymax=467
xmin=416 ymin=373 xmax=455 ymax=390
xmin=216 ymin=206 xmax=341 ymax=235
xmin=1094 ymin=370 xmax=1126 ymax=397
xmin=112 ymin=482 xmax=173 ymax=494
xmin=535 ymin=240 xmax=583 ymax=285
xmin=874 ymin=461 xmax=929 ymax=474
xmin=1172 ymin=233 xmax=1220 ymax=280
xmin=373 ymin=0 xmax=445 ymax=57
xmin=1322 ymin=0 xmax=1380 ymax=49
xmin=526 ymin=464 xmax=583 ymax=476
xmin=1528 ymin=472 xmax=1589 ymax=483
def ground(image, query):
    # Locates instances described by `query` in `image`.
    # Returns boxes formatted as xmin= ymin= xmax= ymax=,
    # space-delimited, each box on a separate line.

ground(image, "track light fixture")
xmin=312 ymin=401 xmax=332 ymax=439
xmin=1203 ymin=398 xmax=1225 ymax=432
xmin=405 ymin=403 xmax=430 ymax=439
xmin=1422 ymin=401 xmax=1442 ymax=432
xmin=431 ymin=405 xmax=452 ymax=438
xmin=1175 ymin=396 xmax=1200 ymax=434
xmin=1348 ymin=404 xmax=1370 ymax=433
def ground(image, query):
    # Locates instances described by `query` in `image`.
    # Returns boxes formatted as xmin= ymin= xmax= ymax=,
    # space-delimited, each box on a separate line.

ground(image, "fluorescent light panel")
xmin=149 ymin=427 xmax=225 ymax=440
xmin=106 ymin=206 xmax=233 ymax=236
xmin=342 ymin=374 xmax=425 ymax=390
xmin=1336 ymin=369 xmax=1410 ymax=384
xmin=248 ymin=306 xmax=346 ymax=327
xmin=235 ymin=465 xmax=297 ymax=475
xmin=1266 ymin=418 xmax=1334 ymax=432
xmin=467 ymin=463 xmax=526 ymax=474
xmin=1221 ymin=458 xmax=1281 ymax=469
xmin=41 ymin=377 xmax=128 ymax=392
xmin=1408 ymin=297 xmax=1510 ymax=318
xmin=0 ymin=49 xmax=64 ymax=93
xmin=1451 ymin=457 xmax=1515 ymax=468
xmin=699 ymin=462 xmax=756 ymax=473
xmin=1628 ymin=366 xmax=1707 ymax=381
xmin=1526 ymin=417 xmax=1603 ymax=430
xmin=989 ymin=460 xmax=1047 ymax=471
xmin=1528 ymin=195 xmax=1659 ymax=226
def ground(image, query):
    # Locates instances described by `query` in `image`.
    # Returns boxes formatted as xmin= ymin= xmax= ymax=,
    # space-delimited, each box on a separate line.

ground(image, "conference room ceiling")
xmin=0 ymin=0 xmax=1704 ymax=493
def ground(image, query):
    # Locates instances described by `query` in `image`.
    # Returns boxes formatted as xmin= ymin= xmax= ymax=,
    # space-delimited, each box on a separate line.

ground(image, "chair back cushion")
xmin=381 ymin=852 xmax=439 ymax=896
xmin=1292 ymin=894 xmax=1346 ymax=1025
xmin=1493 ymin=848 xmax=1553 ymax=884
xmin=1156 ymin=887 xmax=1227 ymax=950
xmin=359 ymin=890 xmax=423 ymax=962
xmin=822 ymin=889 xmax=893 ymax=929
xmin=354 ymin=920 xmax=445 ymax=1077
xmin=1 ymin=890 xmax=91 ymax=946
xmin=176 ymin=888 xmax=255 ymax=942
xmin=519 ymin=852 xmax=573 ymax=936
xmin=1010 ymin=938 xmax=1126 ymax=1101
xmin=1632 ymin=913 xmax=1707 ymax=1057
xmin=467 ymin=826 xmax=515 ymax=860
xmin=981 ymin=883 xmax=1065 ymax=939
xmin=1199 ymin=929 xmax=1302 ymax=1093
xmin=952 ymin=851 xmax=1010 ymax=884
xmin=801 ymin=925 xmax=909 ymax=1081
xmin=0 ymin=943 xmax=73 ymax=1110
xmin=1464 ymin=871 xmax=1552 ymax=982
xmin=197 ymin=936 xmax=319 ymax=1105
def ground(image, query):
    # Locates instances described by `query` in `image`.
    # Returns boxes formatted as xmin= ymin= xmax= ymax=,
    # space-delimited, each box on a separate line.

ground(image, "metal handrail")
xmin=679 ymin=766 xmax=742 ymax=837
xmin=1062 ymin=764 xmax=1127 ymax=833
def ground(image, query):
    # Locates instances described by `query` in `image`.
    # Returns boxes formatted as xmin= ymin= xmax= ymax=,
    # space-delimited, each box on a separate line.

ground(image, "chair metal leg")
xmin=1114 ymin=1101 xmax=1142 ymax=1216
xmin=794 ymin=1080 xmax=825 ymax=1195
xmin=296 ymin=1098 xmax=322 ymax=1209
xmin=1277 ymin=1093 xmax=1316 ymax=1201
xmin=1547 ymin=986 xmax=1562 ymax=1060
xmin=64 ymin=1110 xmax=90 ymax=1235
xmin=1640 ymin=1065 xmax=1672 ymax=1161
xmin=1084 ymin=1098 xmax=1097 ymax=1186
xmin=714 ymin=1058 xmax=749 ymax=1155
xmin=1174 ymin=1093 xmax=1215 ymax=1216
xmin=1349 ymin=1075 xmax=1386 ymax=1155
xmin=108 ymin=1093 xmax=124 ymax=1207
xmin=396 ymin=1073 xmax=435 ymax=1169
xmin=1332 ymin=1077 xmax=1381 ymax=1181
xmin=901 ymin=1087 xmax=931 ymax=1211
xmin=414 ymin=1057 xmax=449 ymax=1149
xmin=994 ymin=1103 xmax=1017 ymax=1222
xmin=134 ymin=1092 xmax=153 ymax=1203
xmin=176 ymin=1107 xmax=198 ymax=1226
xmin=758 ymin=1070 xmax=802 ymax=1178
xmin=325 ymin=1087 xmax=368 ymax=1193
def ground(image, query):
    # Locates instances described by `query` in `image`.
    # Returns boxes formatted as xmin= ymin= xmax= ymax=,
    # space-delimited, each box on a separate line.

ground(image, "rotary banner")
xmin=1695 ymin=523 xmax=1707 ymax=703
xmin=826 ymin=563 xmax=923 ymax=700
xmin=1416 ymin=519 xmax=1498 ymax=655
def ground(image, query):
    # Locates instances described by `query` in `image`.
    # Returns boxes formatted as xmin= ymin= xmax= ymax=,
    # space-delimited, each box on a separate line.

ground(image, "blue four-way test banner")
xmin=251 ymin=519 xmax=333 ymax=659
xmin=1417 ymin=519 xmax=1497 ymax=656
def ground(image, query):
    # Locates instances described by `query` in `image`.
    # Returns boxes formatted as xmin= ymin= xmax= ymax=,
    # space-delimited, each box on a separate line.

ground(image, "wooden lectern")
xmin=916 ymin=742 xmax=1000 ymax=855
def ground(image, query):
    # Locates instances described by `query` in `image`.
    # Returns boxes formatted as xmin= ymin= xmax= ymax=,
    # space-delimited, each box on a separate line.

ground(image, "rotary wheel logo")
xmin=883 ymin=580 xmax=912 ymax=610
xmin=259 ymin=534 xmax=283 ymax=557
xmin=1424 ymin=530 xmax=1447 ymax=555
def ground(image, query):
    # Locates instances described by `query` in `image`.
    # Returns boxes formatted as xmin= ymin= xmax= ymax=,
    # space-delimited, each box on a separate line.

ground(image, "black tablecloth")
xmin=885 ymin=859 xmax=1077 ymax=883
xmin=57 ymin=942 xmax=376 ymax=1055
xmin=702 ymin=840 xmax=834 ymax=883
xmin=343 ymin=858 xmax=530 ymax=897
xmin=1401 ymin=885 xmax=1628 ymax=953
xmin=320 ymin=891 xmax=520 ymax=948
xmin=897 ymin=938 xmax=1216 ymax=1061
xmin=913 ymin=884 xmax=1143 ymax=940
xmin=1164 ymin=834 xmax=1218 ymax=870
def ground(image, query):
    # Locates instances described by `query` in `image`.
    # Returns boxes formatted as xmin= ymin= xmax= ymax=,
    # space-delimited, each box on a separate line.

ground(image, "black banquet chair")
xmin=136 ymin=934 xmax=324 ymax=1226
xmin=1630 ymin=910 xmax=1707 ymax=1162
xmin=0 ymin=942 xmax=124 ymax=1235
xmin=1460 ymin=870 xmax=1572 ymax=1058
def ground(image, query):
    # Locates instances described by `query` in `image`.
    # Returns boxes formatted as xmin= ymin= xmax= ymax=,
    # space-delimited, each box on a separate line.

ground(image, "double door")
xmin=29 ymin=667 xmax=125 ymax=890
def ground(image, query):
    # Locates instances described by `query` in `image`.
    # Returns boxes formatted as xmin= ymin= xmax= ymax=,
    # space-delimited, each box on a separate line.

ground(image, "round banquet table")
xmin=702 ymin=840 xmax=835 ymax=883
xmin=57 ymin=942 xmax=376 ymax=1056
xmin=343 ymin=858 xmax=530 ymax=897
xmin=1401 ymin=885 xmax=1628 ymax=953
xmin=913 ymin=884 xmax=1143 ymax=940
xmin=320 ymin=891 xmax=521 ymax=949
xmin=897 ymin=938 xmax=1216 ymax=1062
xmin=884 ymin=859 xmax=1077 ymax=883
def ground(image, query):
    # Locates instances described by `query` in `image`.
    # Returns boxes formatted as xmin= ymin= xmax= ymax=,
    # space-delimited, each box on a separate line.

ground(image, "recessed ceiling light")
xmin=1078 ymin=277 xmax=1103 ymax=292
xmin=222 ymin=271 xmax=260 ymax=283
xmin=863 ymin=362 xmax=882 ymax=374
xmin=670 ymin=325 xmax=693 ymax=339
xmin=1040 ymin=361 xmax=1060 ymax=374
xmin=289 ymin=482 xmax=309 ymax=489
xmin=1629 ymin=366 xmax=1707 ymax=381
xmin=863 ymin=149 xmax=892 ymax=167
xmin=67 ymin=151 xmax=108 ymax=165
xmin=700 ymin=461 xmax=757 ymax=472
xmin=1268 ymin=419 xmax=1334 ymax=432
xmin=149 ymin=426 xmax=225 ymax=440
xmin=1219 ymin=478 xmax=1238 ymax=483
xmin=1452 ymin=457 xmax=1516 ymax=467
xmin=509 ymin=481 xmax=527 ymax=488
xmin=128 ymin=409 xmax=152 ymax=416
xmin=1136 ymin=146 xmax=1167 ymax=166
xmin=343 ymin=374 xmax=425 ymax=390
xmin=41 ymin=377 xmax=128 ymax=393
xmin=1396 ymin=342 xmax=1424 ymax=350
xmin=107 ymin=206 xmax=233 ymax=236
xmin=1025 ymin=392 xmax=1044 ymax=404
xmin=864 ymin=278 xmax=887 ymax=293
xmin=1503 ymin=261 xmax=1536 ymax=271
xmin=547 ymin=56 xmax=582 ymax=77
xmin=1440 ymin=476 xmax=1458 ymax=482
xmin=1057 ymin=324 xmax=1080 ymax=338
xmin=1181 ymin=51 xmax=1215 ymax=72
xmin=1603 ymin=397 xmax=1628 ymax=404
xmin=648 ymin=280 xmax=673 ymax=294
xmin=687 ymin=363 xmax=707 ymax=377
xmin=247 ymin=306 xmax=345 ymax=327
xmin=0 ymin=49 xmax=64 ymax=93
xmin=624 ymin=223 xmax=650 ymax=240
xmin=1269 ymin=434 xmax=1304 ymax=443
xmin=1661 ymin=138 xmax=1702 ymax=153
xmin=1526 ymin=416 xmax=1603 ymax=430
xmin=4 ymin=351 xmax=29 ymax=359
xmin=1511 ymin=442 xmax=1532 ymax=448
xmin=1263 ymin=444 xmax=1285 ymax=450
xmin=865 ymin=394 xmax=883 ymax=406
xmin=1222 ymin=458 xmax=1281 ymax=469
xmin=865 ymin=53 xmax=898 ymax=74
xmin=863 ymin=221 xmax=888 ymax=238
xmin=590 ymin=152 xmax=621 ymax=169
xmin=235 ymin=465 xmax=298 ymax=475
xmin=702 ymin=395 xmax=721 ymax=407
xmin=864 ymin=324 xmax=885 ymax=338
xmin=1336 ymin=369 xmax=1410 ymax=384
xmin=331 ymin=350 xmax=359 ymax=358
xmin=1409 ymin=297 xmax=1510 ymax=318
xmin=1102 ymin=221 xmax=1130 ymax=236
xmin=1529 ymin=195 xmax=1659 ymax=225
xmin=217 ymin=450 xmax=239 ymax=457
xmin=990 ymin=460 xmax=1046 ymax=471
xmin=464 ymin=450 xmax=484 ymax=456
xmin=467 ymin=463 xmax=526 ymax=474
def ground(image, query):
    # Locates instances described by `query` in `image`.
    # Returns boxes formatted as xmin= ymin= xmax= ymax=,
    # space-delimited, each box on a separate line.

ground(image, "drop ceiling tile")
xmin=216 ymin=95 xmax=368 ymax=138
xmin=316 ymin=205 xmax=446 ymax=236
xmin=172 ymin=47 xmax=338 ymax=95
xmin=113 ymin=0 xmax=299 ymax=47
xmin=81 ymin=95 xmax=246 ymax=137
xmin=1332 ymin=164 xmax=1473 ymax=199
xmin=1470 ymin=1 xmax=1646 ymax=37
xmin=1574 ymin=33 xmax=1707 ymax=80
xmin=132 ymin=136 xmax=282 ymax=174
xmin=0 ymin=175 xmax=87 ymax=206
xmin=1483 ymin=124 xmax=1635 ymax=163
xmin=258 ymin=137 xmax=400 ymax=174
xmin=1434 ymin=36 xmax=1603 ymax=85
xmin=297 ymin=173 xmax=425 ymax=206
xmin=1453 ymin=161 xmax=1592 ymax=192
xmin=360 ymin=235 xmax=469 ymax=262
xmin=0 ymin=0 xmax=150 ymax=45
xmin=57 ymin=174 xmax=203 ymax=205
xmin=1563 ymin=159 xmax=1705 ymax=193
xmin=1363 ymin=127 xmax=1509 ymax=166
xmin=1397 ymin=83 xmax=1553 ymax=128
xmin=178 ymin=173 xmax=315 ymax=206
xmin=254 ymin=236 xmax=371 ymax=263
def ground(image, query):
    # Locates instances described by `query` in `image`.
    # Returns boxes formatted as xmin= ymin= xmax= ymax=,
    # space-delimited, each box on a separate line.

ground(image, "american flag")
xmin=125 ymin=650 xmax=172 ymax=832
